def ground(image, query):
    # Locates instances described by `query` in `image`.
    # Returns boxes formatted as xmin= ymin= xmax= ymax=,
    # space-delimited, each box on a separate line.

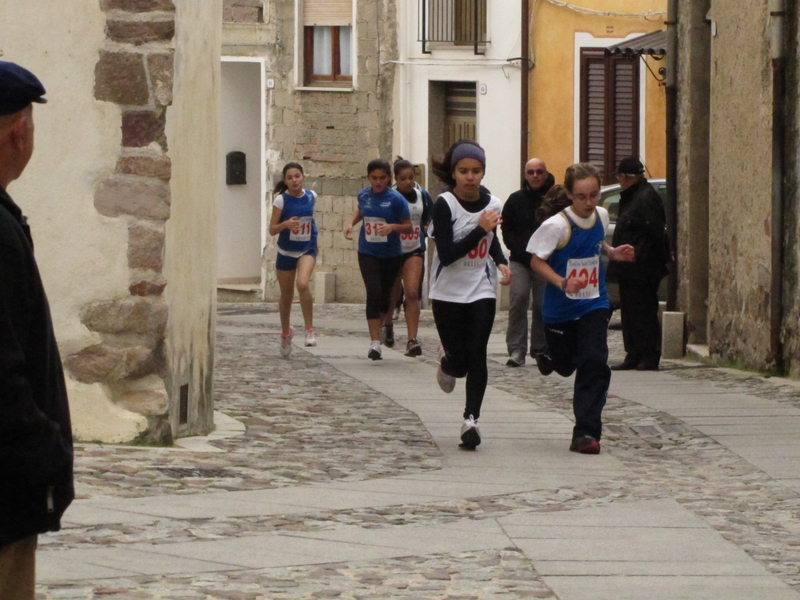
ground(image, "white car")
xmin=598 ymin=178 xmax=667 ymax=308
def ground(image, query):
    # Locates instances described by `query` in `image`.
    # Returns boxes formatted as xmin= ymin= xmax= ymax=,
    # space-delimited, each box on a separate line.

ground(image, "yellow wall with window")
xmin=528 ymin=0 xmax=667 ymax=184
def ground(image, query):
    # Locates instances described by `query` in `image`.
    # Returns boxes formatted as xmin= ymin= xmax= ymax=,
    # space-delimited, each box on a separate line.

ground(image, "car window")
xmin=599 ymin=192 xmax=620 ymax=223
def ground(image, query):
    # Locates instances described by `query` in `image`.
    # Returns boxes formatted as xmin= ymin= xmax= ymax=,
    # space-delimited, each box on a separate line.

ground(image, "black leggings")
xmin=358 ymin=253 xmax=403 ymax=320
xmin=432 ymin=298 xmax=496 ymax=420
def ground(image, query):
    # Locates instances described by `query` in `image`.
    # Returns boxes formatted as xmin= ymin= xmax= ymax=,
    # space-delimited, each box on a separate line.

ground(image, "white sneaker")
xmin=460 ymin=415 xmax=481 ymax=448
xmin=368 ymin=340 xmax=382 ymax=360
xmin=305 ymin=327 xmax=317 ymax=347
xmin=280 ymin=326 xmax=294 ymax=358
xmin=436 ymin=344 xmax=455 ymax=393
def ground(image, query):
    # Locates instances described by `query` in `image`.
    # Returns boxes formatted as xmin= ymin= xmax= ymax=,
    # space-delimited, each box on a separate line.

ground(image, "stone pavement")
xmin=35 ymin=303 xmax=800 ymax=599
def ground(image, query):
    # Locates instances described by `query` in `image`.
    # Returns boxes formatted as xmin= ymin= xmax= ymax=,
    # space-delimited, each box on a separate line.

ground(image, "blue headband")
xmin=451 ymin=143 xmax=486 ymax=169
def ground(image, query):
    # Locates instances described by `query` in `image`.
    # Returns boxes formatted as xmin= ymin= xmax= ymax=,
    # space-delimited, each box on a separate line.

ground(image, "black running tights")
xmin=358 ymin=253 xmax=403 ymax=320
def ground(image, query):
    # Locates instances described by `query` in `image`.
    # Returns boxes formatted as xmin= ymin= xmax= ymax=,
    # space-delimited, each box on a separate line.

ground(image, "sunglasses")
xmin=526 ymin=169 xmax=546 ymax=176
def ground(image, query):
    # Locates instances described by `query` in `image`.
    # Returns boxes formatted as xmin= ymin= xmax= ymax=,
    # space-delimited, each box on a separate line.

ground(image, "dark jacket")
xmin=606 ymin=178 xmax=669 ymax=283
xmin=501 ymin=174 xmax=555 ymax=265
xmin=0 ymin=186 xmax=73 ymax=547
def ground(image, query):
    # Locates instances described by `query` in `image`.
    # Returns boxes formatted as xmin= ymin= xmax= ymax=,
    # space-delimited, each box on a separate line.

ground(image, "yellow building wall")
xmin=529 ymin=0 xmax=667 ymax=183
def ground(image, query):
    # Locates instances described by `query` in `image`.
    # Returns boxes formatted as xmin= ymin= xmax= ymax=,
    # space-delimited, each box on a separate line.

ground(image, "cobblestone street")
xmin=36 ymin=303 xmax=800 ymax=599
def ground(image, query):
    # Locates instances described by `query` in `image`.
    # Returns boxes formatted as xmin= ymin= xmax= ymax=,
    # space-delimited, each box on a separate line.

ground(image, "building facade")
xmin=220 ymin=0 xmax=397 ymax=302
xmin=528 ymin=0 xmax=667 ymax=183
xmin=675 ymin=0 xmax=800 ymax=375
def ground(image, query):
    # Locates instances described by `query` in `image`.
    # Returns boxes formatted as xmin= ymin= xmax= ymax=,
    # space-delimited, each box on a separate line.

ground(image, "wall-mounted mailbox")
xmin=226 ymin=151 xmax=247 ymax=185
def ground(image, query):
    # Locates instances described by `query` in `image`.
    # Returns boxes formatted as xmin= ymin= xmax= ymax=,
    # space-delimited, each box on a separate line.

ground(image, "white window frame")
xmin=294 ymin=0 xmax=357 ymax=92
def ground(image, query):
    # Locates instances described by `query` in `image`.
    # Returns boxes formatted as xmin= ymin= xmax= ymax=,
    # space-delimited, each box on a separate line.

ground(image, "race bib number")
xmin=565 ymin=256 xmax=600 ymax=300
xmin=289 ymin=216 xmax=313 ymax=241
xmin=400 ymin=216 xmax=422 ymax=252
xmin=363 ymin=217 xmax=387 ymax=243
xmin=460 ymin=237 xmax=489 ymax=268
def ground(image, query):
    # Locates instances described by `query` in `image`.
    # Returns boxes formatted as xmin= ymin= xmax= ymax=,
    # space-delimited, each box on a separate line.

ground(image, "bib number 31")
xmin=565 ymin=256 xmax=600 ymax=300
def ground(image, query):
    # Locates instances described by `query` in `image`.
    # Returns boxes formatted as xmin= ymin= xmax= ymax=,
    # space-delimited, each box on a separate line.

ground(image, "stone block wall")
xmin=64 ymin=0 xmax=177 ymax=443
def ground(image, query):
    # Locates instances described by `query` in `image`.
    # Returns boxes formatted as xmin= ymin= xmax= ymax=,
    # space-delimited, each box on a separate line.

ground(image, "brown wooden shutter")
xmin=304 ymin=0 xmax=351 ymax=26
xmin=580 ymin=48 xmax=639 ymax=183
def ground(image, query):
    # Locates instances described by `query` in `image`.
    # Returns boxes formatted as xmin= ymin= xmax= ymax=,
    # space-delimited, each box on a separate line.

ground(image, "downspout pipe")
xmin=769 ymin=0 xmax=786 ymax=371
xmin=521 ymin=0 xmax=530 ymax=177
xmin=665 ymin=0 xmax=678 ymax=311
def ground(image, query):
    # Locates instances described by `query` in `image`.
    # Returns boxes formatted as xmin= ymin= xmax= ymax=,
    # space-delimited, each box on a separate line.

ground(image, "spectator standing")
xmin=0 ymin=61 xmax=74 ymax=600
xmin=501 ymin=158 xmax=554 ymax=367
xmin=606 ymin=157 xmax=669 ymax=371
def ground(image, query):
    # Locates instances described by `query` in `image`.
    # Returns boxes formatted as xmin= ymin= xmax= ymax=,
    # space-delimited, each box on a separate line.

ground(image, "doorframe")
xmin=220 ymin=56 xmax=267 ymax=271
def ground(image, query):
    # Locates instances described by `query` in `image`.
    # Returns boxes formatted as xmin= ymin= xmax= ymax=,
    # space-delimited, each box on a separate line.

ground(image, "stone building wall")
xmin=222 ymin=0 xmax=397 ymax=303
xmin=1 ymin=0 xmax=219 ymax=443
xmin=704 ymin=0 xmax=775 ymax=369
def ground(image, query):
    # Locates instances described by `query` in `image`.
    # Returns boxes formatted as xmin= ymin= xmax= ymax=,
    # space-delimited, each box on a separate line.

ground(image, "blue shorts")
xmin=276 ymin=248 xmax=317 ymax=271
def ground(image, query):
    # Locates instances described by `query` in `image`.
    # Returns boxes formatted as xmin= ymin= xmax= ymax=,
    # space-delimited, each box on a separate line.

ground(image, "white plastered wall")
xmin=392 ymin=0 xmax=522 ymax=204
xmin=0 ymin=1 xmax=146 ymax=441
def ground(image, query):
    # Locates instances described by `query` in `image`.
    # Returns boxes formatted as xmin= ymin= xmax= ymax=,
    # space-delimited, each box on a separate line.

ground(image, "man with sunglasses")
xmin=500 ymin=158 xmax=554 ymax=367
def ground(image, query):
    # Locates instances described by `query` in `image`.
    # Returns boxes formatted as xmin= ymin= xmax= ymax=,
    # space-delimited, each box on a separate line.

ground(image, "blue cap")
xmin=0 ymin=61 xmax=47 ymax=116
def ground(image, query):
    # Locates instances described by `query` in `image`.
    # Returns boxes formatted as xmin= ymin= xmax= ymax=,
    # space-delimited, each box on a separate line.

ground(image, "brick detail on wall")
xmin=69 ymin=2 xmax=178 ymax=438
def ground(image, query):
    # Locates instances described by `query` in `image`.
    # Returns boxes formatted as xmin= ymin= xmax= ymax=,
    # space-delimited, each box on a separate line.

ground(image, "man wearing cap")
xmin=0 ymin=61 xmax=73 ymax=599
xmin=607 ymin=157 xmax=669 ymax=371
xmin=500 ymin=158 xmax=554 ymax=367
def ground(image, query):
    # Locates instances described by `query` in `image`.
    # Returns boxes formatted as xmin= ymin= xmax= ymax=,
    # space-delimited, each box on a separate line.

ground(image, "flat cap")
xmin=615 ymin=156 xmax=645 ymax=176
xmin=0 ymin=61 xmax=47 ymax=116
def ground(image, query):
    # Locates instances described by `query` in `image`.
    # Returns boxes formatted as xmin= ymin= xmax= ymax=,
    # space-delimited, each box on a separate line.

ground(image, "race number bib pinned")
xmin=460 ymin=237 xmax=489 ymax=268
xmin=363 ymin=217 xmax=388 ymax=243
xmin=565 ymin=256 xmax=600 ymax=300
xmin=289 ymin=216 xmax=313 ymax=241
xmin=401 ymin=215 xmax=422 ymax=252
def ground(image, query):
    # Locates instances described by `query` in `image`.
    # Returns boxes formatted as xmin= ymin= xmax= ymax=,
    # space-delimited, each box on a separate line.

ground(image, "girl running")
xmin=429 ymin=140 xmax=511 ymax=449
xmin=385 ymin=158 xmax=433 ymax=357
xmin=344 ymin=159 xmax=412 ymax=360
xmin=527 ymin=163 xmax=634 ymax=454
xmin=269 ymin=162 xmax=318 ymax=358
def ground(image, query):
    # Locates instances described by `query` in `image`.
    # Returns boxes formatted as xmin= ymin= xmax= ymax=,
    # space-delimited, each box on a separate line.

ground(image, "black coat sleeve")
xmin=500 ymin=194 xmax=530 ymax=260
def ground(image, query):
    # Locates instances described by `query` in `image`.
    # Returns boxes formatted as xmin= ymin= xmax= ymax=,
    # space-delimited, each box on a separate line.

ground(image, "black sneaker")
xmin=534 ymin=352 xmax=554 ymax=376
xmin=569 ymin=435 xmax=600 ymax=454
xmin=405 ymin=338 xmax=422 ymax=357
xmin=460 ymin=415 xmax=481 ymax=449
xmin=506 ymin=351 xmax=525 ymax=367
xmin=384 ymin=325 xmax=395 ymax=348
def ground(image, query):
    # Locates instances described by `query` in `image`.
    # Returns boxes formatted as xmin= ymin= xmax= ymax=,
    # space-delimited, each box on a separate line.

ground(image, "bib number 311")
xmin=565 ymin=256 xmax=600 ymax=300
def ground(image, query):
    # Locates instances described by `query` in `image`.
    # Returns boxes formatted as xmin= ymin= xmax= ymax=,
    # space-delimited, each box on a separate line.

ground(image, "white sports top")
xmin=429 ymin=192 xmax=502 ymax=303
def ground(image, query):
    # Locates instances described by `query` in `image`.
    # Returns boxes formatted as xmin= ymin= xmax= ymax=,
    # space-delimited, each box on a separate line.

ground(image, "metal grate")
xmin=419 ymin=0 xmax=488 ymax=55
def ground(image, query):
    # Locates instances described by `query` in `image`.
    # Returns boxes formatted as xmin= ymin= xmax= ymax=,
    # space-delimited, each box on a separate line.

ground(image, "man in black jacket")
xmin=0 ymin=61 xmax=73 ymax=600
xmin=606 ymin=157 xmax=669 ymax=371
xmin=501 ymin=158 xmax=554 ymax=367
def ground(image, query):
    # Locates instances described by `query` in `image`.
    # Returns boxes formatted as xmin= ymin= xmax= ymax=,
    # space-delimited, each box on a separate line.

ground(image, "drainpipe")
xmin=521 ymin=0 xmax=530 ymax=177
xmin=769 ymin=0 xmax=786 ymax=371
xmin=665 ymin=0 xmax=678 ymax=311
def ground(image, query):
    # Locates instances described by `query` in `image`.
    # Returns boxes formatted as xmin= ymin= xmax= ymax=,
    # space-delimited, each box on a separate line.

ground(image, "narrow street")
xmin=37 ymin=303 xmax=800 ymax=599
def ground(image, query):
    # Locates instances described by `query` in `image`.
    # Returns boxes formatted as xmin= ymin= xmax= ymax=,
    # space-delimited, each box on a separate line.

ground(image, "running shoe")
xmin=436 ymin=344 xmax=455 ymax=393
xmin=280 ymin=326 xmax=294 ymax=358
xmin=305 ymin=327 xmax=317 ymax=347
xmin=405 ymin=338 xmax=422 ymax=357
xmin=368 ymin=340 xmax=382 ymax=360
xmin=569 ymin=435 xmax=600 ymax=455
xmin=384 ymin=325 xmax=395 ymax=348
xmin=460 ymin=415 xmax=481 ymax=449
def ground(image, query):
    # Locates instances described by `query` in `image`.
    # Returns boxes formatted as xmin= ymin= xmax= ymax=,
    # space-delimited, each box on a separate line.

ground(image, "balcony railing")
xmin=419 ymin=0 xmax=488 ymax=55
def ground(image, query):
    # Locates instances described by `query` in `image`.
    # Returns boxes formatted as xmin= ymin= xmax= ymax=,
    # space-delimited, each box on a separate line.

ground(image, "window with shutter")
xmin=579 ymin=48 xmax=640 ymax=183
xmin=302 ymin=0 xmax=353 ymax=86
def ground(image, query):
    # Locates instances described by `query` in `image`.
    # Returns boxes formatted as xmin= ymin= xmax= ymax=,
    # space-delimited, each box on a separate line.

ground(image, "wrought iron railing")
xmin=419 ymin=0 xmax=488 ymax=55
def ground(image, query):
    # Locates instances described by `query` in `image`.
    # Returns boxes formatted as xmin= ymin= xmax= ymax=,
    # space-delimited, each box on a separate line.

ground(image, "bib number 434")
xmin=565 ymin=256 xmax=600 ymax=300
